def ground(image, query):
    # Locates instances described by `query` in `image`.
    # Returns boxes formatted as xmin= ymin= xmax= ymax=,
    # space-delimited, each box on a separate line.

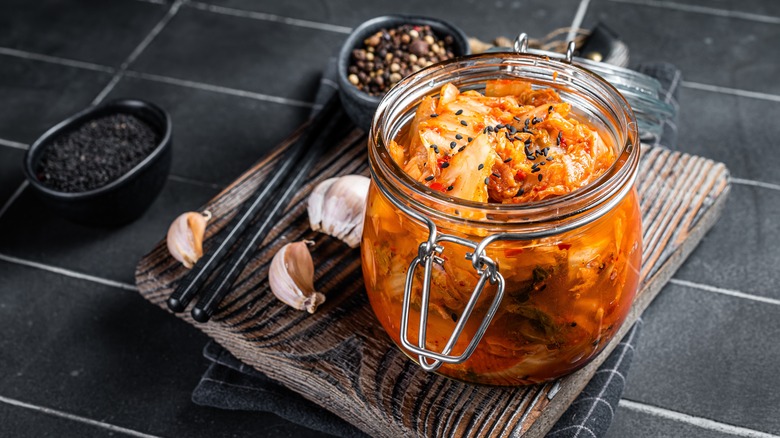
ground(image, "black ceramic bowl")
xmin=24 ymin=99 xmax=172 ymax=226
xmin=337 ymin=15 xmax=471 ymax=130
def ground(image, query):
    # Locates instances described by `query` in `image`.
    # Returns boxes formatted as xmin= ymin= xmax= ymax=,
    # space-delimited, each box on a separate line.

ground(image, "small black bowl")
xmin=337 ymin=15 xmax=471 ymax=130
xmin=24 ymin=99 xmax=172 ymax=227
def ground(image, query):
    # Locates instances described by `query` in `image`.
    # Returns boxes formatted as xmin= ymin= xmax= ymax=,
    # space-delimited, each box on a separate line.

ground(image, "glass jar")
xmin=361 ymin=50 xmax=642 ymax=386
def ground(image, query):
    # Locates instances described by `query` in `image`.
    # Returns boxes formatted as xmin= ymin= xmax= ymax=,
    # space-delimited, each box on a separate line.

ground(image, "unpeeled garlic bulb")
xmin=167 ymin=210 xmax=212 ymax=268
xmin=269 ymin=240 xmax=325 ymax=313
xmin=307 ymin=175 xmax=370 ymax=248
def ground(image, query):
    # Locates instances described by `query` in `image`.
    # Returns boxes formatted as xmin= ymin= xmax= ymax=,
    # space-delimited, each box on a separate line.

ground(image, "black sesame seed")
xmin=425 ymin=175 xmax=434 ymax=181
xmin=532 ymin=117 xmax=543 ymax=124
xmin=430 ymin=113 xmax=439 ymax=118
xmin=543 ymin=147 xmax=549 ymax=155
xmin=457 ymin=146 xmax=466 ymax=152
xmin=503 ymin=157 xmax=512 ymax=163
xmin=450 ymin=141 xmax=457 ymax=149
xmin=531 ymin=168 xmax=540 ymax=173
xmin=517 ymin=188 xmax=525 ymax=196
xmin=467 ymin=137 xmax=473 ymax=142
xmin=455 ymin=109 xmax=463 ymax=115
xmin=496 ymin=124 xmax=504 ymax=130
xmin=487 ymin=126 xmax=494 ymax=133
xmin=524 ymin=138 xmax=532 ymax=145
xmin=538 ymin=174 xmax=543 ymax=181
xmin=524 ymin=119 xmax=530 ymax=128
xmin=556 ymin=132 xmax=563 ymax=145
xmin=483 ymin=127 xmax=488 ymax=134
xmin=548 ymin=105 xmax=553 ymax=113
xmin=484 ymin=177 xmax=490 ymax=185
xmin=513 ymin=116 xmax=522 ymax=122
xmin=531 ymin=163 xmax=539 ymax=170
xmin=478 ymin=163 xmax=484 ymax=170
xmin=536 ymin=150 xmax=543 ymax=157
xmin=441 ymin=162 xmax=450 ymax=168
xmin=455 ymin=134 xmax=463 ymax=140
xmin=540 ymin=161 xmax=546 ymax=166
xmin=460 ymin=120 xmax=468 ymax=126
xmin=546 ymin=156 xmax=554 ymax=161
xmin=492 ymin=172 xmax=501 ymax=178
xmin=508 ymin=125 xmax=517 ymax=135
xmin=514 ymin=136 xmax=524 ymax=142
xmin=447 ymin=185 xmax=454 ymax=191
xmin=526 ymin=155 xmax=536 ymax=161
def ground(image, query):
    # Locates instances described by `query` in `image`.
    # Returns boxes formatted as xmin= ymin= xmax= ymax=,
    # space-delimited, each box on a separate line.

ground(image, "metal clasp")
xmin=514 ymin=32 xmax=576 ymax=64
xmin=400 ymin=232 xmax=505 ymax=372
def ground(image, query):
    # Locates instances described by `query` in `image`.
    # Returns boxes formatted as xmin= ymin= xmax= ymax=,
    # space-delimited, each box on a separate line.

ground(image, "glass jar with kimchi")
xmin=362 ymin=49 xmax=642 ymax=386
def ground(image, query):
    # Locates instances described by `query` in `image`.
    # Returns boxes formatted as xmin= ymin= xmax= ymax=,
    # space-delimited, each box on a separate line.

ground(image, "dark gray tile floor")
xmin=0 ymin=263 xmax=323 ymax=438
xmin=674 ymin=87 xmax=780 ymax=185
xmin=0 ymin=403 xmax=112 ymax=438
xmin=202 ymin=0 xmax=581 ymax=40
xmin=0 ymin=0 xmax=778 ymax=437
xmin=0 ymin=0 xmax=168 ymax=67
xmin=622 ymin=283 xmax=780 ymax=434
xmin=0 ymin=179 xmax=217 ymax=284
xmin=584 ymin=0 xmax=780 ymax=95
xmin=106 ymin=76 xmax=309 ymax=186
xmin=675 ymin=183 xmax=780 ymax=300
xmin=605 ymin=404 xmax=738 ymax=438
xmin=131 ymin=6 xmax=348 ymax=102
xmin=0 ymin=56 xmax=112 ymax=144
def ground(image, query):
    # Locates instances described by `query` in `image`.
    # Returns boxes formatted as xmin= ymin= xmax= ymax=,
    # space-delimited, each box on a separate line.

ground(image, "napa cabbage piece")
xmin=388 ymin=79 xmax=617 ymax=204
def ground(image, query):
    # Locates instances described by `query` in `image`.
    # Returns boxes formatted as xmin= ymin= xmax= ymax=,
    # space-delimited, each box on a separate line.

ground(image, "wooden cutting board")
xmin=135 ymin=128 xmax=729 ymax=437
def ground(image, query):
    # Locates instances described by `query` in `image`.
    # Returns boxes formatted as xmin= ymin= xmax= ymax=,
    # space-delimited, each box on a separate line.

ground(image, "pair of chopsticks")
xmin=167 ymin=94 xmax=351 ymax=322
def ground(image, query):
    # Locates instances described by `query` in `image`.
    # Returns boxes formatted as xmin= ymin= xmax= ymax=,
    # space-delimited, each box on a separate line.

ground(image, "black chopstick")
xmin=166 ymin=94 xmax=342 ymax=313
xmin=190 ymin=106 xmax=352 ymax=322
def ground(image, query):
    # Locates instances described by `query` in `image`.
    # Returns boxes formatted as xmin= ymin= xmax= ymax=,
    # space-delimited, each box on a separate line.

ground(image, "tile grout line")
xmin=91 ymin=0 xmax=186 ymax=105
xmin=0 ymin=138 xmax=29 ymax=150
xmin=0 ymin=181 xmax=28 ymax=220
xmin=682 ymin=81 xmax=780 ymax=104
xmin=731 ymin=177 xmax=780 ymax=192
xmin=0 ymin=253 xmax=138 ymax=292
xmin=123 ymin=70 xmax=316 ymax=108
xmin=566 ymin=0 xmax=592 ymax=42
xmin=670 ymin=278 xmax=780 ymax=307
xmin=167 ymin=174 xmax=224 ymax=190
xmin=0 ymin=395 xmax=163 ymax=438
xmin=0 ymin=47 xmax=115 ymax=73
xmin=606 ymin=0 xmax=780 ymax=24
xmin=619 ymin=399 xmax=780 ymax=438
xmin=186 ymin=1 xmax=353 ymax=34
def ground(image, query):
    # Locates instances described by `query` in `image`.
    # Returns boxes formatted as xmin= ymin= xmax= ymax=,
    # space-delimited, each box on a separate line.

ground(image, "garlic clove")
xmin=307 ymin=175 xmax=370 ymax=248
xmin=269 ymin=240 xmax=325 ymax=313
xmin=167 ymin=210 xmax=212 ymax=268
xmin=307 ymin=177 xmax=338 ymax=234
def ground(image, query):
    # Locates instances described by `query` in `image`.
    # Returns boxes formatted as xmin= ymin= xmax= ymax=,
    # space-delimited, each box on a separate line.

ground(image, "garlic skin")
xmin=166 ymin=210 xmax=212 ymax=268
xmin=269 ymin=241 xmax=325 ymax=313
xmin=307 ymin=175 xmax=370 ymax=248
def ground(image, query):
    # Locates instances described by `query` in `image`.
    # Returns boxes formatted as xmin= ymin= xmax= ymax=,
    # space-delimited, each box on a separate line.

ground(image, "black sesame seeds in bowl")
xmin=24 ymin=99 xmax=172 ymax=227
xmin=337 ymin=15 xmax=470 ymax=130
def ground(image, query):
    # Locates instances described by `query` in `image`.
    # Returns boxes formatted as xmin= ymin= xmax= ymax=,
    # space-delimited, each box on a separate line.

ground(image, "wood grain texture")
xmin=135 ymin=131 xmax=730 ymax=438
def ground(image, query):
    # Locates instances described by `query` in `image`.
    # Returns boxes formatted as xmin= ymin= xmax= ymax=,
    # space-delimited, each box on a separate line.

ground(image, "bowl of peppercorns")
xmin=338 ymin=15 xmax=470 ymax=130
xmin=24 ymin=99 xmax=172 ymax=226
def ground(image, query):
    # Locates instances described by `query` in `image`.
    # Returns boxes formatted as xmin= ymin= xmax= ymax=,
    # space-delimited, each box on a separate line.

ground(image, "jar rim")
xmin=368 ymin=52 xmax=640 ymax=230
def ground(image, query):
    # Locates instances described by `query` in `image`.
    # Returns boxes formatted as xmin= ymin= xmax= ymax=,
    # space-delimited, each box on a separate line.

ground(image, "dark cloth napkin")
xmin=191 ymin=57 xmax=681 ymax=437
